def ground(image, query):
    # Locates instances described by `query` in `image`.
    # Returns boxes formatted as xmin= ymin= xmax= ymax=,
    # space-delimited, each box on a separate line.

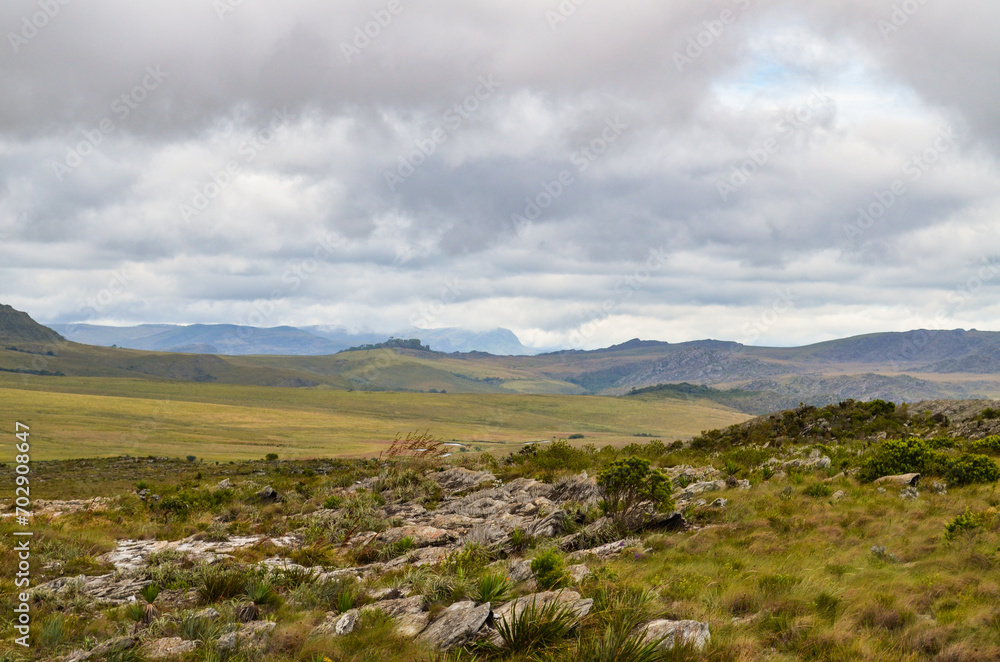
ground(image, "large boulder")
xmin=874 ymin=473 xmax=921 ymax=487
xmin=638 ymin=619 xmax=711 ymax=651
xmin=420 ymin=601 xmax=492 ymax=650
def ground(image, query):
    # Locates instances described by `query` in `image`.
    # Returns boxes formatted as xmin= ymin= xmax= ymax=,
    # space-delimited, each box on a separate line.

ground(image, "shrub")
xmin=969 ymin=435 xmax=1000 ymax=455
xmin=198 ymin=565 xmax=249 ymax=603
xmin=857 ymin=438 xmax=945 ymax=483
xmin=531 ymin=548 xmax=568 ymax=591
xmin=487 ymin=599 xmax=579 ymax=654
xmin=945 ymin=454 xmax=1000 ymax=486
xmin=945 ymin=508 xmax=997 ymax=540
xmin=596 ymin=457 xmax=673 ymax=531
xmin=804 ymin=483 xmax=833 ymax=498
xmin=186 ymin=455 xmax=197 ymax=462
xmin=265 ymin=452 xmax=279 ymax=461
xmin=569 ymin=433 xmax=585 ymax=439
xmin=474 ymin=573 xmax=513 ymax=604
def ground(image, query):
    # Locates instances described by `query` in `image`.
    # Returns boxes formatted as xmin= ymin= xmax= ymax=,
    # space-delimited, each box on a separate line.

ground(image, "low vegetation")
xmin=6 ymin=399 xmax=1000 ymax=661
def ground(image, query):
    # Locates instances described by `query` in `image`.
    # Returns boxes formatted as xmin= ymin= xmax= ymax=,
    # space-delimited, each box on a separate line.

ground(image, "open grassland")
xmin=0 ymin=374 xmax=749 ymax=461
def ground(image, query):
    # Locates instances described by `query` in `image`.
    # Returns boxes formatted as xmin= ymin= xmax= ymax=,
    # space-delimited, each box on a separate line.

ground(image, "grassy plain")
xmin=0 ymin=374 xmax=750 ymax=461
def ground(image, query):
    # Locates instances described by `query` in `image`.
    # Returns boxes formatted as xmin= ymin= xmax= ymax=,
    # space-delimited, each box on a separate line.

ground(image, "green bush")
xmin=857 ymin=438 xmax=945 ymax=483
xmin=969 ymin=435 xmax=1000 ymax=455
xmin=945 ymin=508 xmax=997 ymax=540
xmin=945 ymin=454 xmax=1000 ymax=486
xmin=531 ymin=548 xmax=568 ymax=591
xmin=596 ymin=456 xmax=673 ymax=531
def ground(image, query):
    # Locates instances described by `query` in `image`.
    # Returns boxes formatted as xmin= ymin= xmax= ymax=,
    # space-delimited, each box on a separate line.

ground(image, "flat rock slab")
xmin=569 ymin=538 xmax=641 ymax=560
xmin=420 ymin=600 xmax=492 ymax=650
xmin=638 ymin=619 xmax=711 ymax=651
xmin=378 ymin=525 xmax=456 ymax=548
xmin=142 ymin=637 xmax=197 ymax=659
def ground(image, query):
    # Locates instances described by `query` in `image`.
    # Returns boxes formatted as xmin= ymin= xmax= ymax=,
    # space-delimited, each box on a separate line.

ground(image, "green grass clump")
xmin=486 ymin=599 xmax=579 ymax=655
xmin=531 ymin=548 xmax=569 ymax=591
xmin=474 ymin=572 xmax=513 ymax=604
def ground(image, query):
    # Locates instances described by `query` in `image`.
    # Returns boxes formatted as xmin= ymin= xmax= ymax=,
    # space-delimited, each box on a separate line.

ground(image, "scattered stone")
xmin=216 ymin=478 xmax=231 ymax=489
xmin=932 ymin=481 xmax=948 ymax=494
xmin=217 ymin=620 xmax=276 ymax=651
xmin=877 ymin=487 xmax=887 ymax=494
xmin=569 ymin=538 xmax=640 ymax=560
xmin=363 ymin=595 xmax=429 ymax=636
xmin=195 ymin=607 xmax=221 ymax=622
xmin=91 ymin=636 xmax=137 ymax=658
xmin=370 ymin=586 xmax=407 ymax=601
xmin=874 ymin=473 xmax=920 ymax=488
xmin=142 ymin=637 xmax=197 ymax=659
xmin=710 ymin=498 xmax=727 ymax=508
xmin=420 ymin=601 xmax=492 ymax=650
xmin=638 ymin=619 xmax=711 ymax=651
xmin=832 ymin=490 xmax=846 ymax=502
xmin=567 ymin=564 xmax=591 ymax=583
xmin=508 ymin=559 xmax=534 ymax=583
xmin=900 ymin=486 xmax=919 ymax=500
xmin=255 ymin=486 xmax=281 ymax=502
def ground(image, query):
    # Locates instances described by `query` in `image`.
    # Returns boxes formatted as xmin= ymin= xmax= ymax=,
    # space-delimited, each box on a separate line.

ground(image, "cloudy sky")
xmin=1 ymin=0 xmax=998 ymax=349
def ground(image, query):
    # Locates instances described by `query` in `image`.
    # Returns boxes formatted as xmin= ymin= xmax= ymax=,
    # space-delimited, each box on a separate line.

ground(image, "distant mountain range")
xmin=48 ymin=323 xmax=540 ymax=356
xmin=3 ymin=303 xmax=999 ymax=414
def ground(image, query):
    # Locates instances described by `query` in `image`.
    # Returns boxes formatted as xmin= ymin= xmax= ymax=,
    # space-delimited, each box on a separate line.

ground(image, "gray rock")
xmin=638 ymin=619 xmax=711 ymax=651
xmin=433 ymin=467 xmax=496 ymax=492
xmin=710 ymin=498 xmax=727 ymax=508
xmin=378 ymin=525 xmax=456 ymax=548
xmin=363 ymin=595 xmax=429 ymax=637
xmin=369 ymin=587 xmax=407 ymax=602
xmin=526 ymin=510 xmax=566 ymax=539
xmin=508 ymin=559 xmax=534 ymax=583
xmin=570 ymin=538 xmax=640 ymax=560
xmin=195 ymin=607 xmax=220 ymax=622
xmin=832 ymin=490 xmax=846 ymax=502
xmin=335 ymin=609 xmax=359 ymax=635
xmin=567 ymin=564 xmax=591 ymax=583
xmin=218 ymin=620 xmax=276 ymax=651
xmin=256 ymin=486 xmax=281 ymax=502
xmin=216 ymin=478 xmax=231 ymax=489
xmin=932 ymin=481 xmax=948 ymax=494
xmin=142 ymin=637 xmax=197 ymax=659
xmin=874 ymin=473 xmax=920 ymax=488
xmin=900 ymin=486 xmax=919 ymax=500
xmin=91 ymin=636 xmax=137 ymax=658
xmin=420 ymin=600 xmax=492 ymax=650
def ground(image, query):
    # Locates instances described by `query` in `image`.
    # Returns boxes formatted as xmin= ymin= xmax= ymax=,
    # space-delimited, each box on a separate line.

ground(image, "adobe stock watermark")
xmin=884 ymin=257 xmax=1000 ymax=372
xmin=341 ymin=0 xmax=411 ymax=63
xmin=7 ymin=0 xmax=71 ymax=55
xmin=674 ymin=0 xmax=751 ymax=73
xmin=545 ymin=0 xmax=589 ymax=31
xmin=216 ymin=233 xmax=344 ymax=354
xmin=384 ymin=74 xmax=502 ymax=192
xmin=738 ymin=288 xmax=799 ymax=345
xmin=410 ymin=278 xmax=462 ymax=329
xmin=51 ymin=66 xmax=168 ymax=181
xmin=716 ymin=87 xmax=831 ymax=201
xmin=511 ymin=117 xmax=629 ymax=231
xmin=568 ymin=246 xmax=670 ymax=347
xmin=13 ymin=267 xmax=133 ymax=381
xmin=179 ymin=108 xmax=292 ymax=223
xmin=844 ymin=125 xmax=957 ymax=244
xmin=877 ymin=0 xmax=932 ymax=40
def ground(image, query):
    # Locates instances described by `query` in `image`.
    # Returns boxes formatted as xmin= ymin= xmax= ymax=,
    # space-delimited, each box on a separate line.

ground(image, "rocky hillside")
xmin=7 ymin=405 xmax=1000 ymax=661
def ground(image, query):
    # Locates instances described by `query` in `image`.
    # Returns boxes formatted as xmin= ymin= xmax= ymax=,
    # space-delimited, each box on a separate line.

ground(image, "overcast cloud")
xmin=1 ymin=0 xmax=998 ymax=349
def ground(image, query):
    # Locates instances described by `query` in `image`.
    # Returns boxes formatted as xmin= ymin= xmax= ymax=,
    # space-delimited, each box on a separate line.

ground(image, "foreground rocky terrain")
xmin=5 ymin=398 xmax=1000 ymax=661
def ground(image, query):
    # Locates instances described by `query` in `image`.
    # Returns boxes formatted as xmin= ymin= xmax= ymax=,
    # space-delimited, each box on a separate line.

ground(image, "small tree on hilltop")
xmin=597 ymin=456 xmax=674 ymax=532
